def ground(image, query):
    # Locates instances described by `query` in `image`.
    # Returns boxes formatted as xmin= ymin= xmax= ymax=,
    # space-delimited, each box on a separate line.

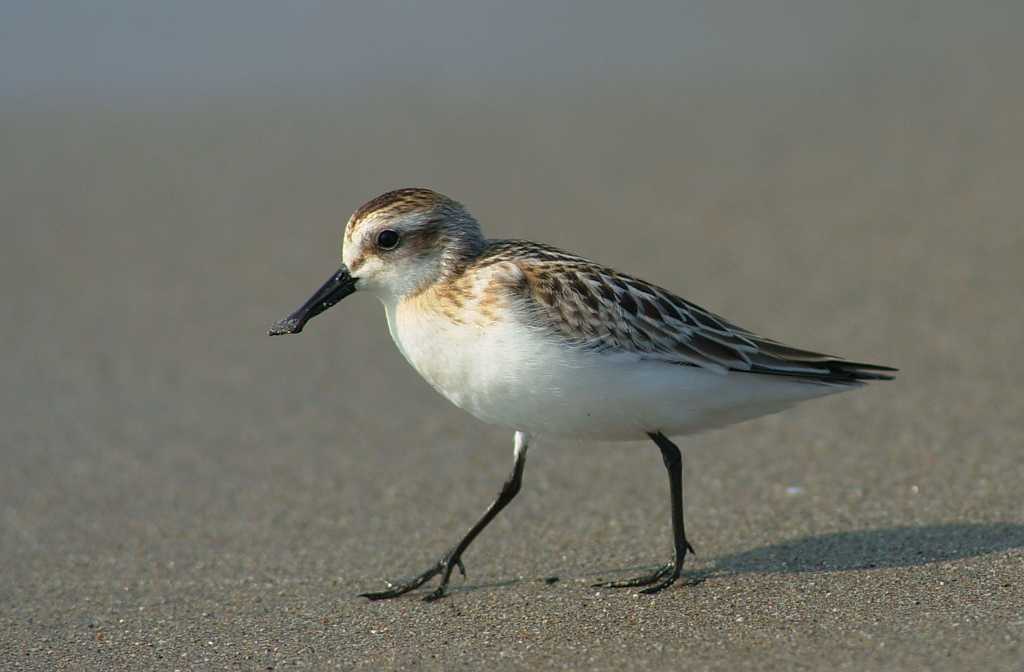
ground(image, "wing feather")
xmin=475 ymin=240 xmax=896 ymax=383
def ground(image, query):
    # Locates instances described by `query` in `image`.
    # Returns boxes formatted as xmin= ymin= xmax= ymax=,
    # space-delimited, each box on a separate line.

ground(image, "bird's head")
xmin=269 ymin=188 xmax=484 ymax=335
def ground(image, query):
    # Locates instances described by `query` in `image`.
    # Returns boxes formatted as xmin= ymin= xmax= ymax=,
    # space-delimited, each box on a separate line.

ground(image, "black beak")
xmin=268 ymin=265 xmax=357 ymax=335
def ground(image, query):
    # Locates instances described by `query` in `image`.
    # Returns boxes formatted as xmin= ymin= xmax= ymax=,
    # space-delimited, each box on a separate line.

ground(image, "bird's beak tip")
xmin=268 ymin=317 xmax=303 ymax=336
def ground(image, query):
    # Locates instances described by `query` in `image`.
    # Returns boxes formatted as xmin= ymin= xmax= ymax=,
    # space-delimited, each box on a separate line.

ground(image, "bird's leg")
xmin=361 ymin=431 xmax=529 ymax=602
xmin=594 ymin=431 xmax=695 ymax=594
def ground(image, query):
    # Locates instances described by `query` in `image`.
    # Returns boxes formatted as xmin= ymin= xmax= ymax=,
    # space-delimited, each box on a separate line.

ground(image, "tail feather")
xmin=744 ymin=357 xmax=896 ymax=383
xmin=738 ymin=334 xmax=897 ymax=383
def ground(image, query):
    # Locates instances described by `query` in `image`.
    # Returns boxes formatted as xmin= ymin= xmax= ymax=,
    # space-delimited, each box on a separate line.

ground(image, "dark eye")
xmin=376 ymin=229 xmax=400 ymax=250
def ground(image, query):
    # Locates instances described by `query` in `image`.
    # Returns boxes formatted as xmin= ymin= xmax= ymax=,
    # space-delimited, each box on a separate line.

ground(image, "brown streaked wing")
xmin=476 ymin=240 xmax=895 ymax=383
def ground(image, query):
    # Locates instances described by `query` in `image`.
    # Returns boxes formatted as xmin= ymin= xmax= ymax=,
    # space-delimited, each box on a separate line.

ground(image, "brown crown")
xmin=349 ymin=188 xmax=460 ymax=231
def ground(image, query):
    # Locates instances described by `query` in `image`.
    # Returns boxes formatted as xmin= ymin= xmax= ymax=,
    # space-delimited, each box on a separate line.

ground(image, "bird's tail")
xmin=743 ymin=338 xmax=897 ymax=384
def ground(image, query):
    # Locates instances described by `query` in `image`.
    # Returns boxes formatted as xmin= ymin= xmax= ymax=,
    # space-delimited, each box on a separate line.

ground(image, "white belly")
xmin=384 ymin=300 xmax=845 ymax=441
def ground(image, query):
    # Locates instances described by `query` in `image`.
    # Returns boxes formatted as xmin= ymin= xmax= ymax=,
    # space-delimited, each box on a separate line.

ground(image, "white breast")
xmin=383 ymin=295 xmax=551 ymax=426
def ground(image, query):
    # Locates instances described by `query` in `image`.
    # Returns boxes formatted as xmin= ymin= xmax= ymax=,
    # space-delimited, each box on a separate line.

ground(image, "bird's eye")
xmin=376 ymin=229 xmax=400 ymax=250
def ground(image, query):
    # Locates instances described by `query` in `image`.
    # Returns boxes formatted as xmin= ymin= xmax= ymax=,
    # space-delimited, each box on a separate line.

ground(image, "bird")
xmin=268 ymin=187 xmax=895 ymax=601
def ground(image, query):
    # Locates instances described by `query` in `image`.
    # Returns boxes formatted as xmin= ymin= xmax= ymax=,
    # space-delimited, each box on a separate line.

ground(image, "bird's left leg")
xmin=361 ymin=431 xmax=530 ymax=602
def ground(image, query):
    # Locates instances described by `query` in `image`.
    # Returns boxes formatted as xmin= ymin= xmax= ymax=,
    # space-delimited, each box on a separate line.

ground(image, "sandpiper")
xmin=269 ymin=187 xmax=895 ymax=601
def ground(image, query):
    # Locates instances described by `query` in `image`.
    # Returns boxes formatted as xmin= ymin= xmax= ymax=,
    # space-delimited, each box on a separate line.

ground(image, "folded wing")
xmin=483 ymin=240 xmax=896 ymax=385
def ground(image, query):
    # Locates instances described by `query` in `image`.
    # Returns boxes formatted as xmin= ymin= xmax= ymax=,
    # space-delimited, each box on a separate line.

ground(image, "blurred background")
xmin=2 ymin=1 xmax=1022 ymax=669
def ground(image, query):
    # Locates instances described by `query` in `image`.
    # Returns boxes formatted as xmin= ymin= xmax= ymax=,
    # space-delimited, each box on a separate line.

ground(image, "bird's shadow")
xmin=705 ymin=522 xmax=1024 ymax=576
xmin=403 ymin=522 xmax=1024 ymax=597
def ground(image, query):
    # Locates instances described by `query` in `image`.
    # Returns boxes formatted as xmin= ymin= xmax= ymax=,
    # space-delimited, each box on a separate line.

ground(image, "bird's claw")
xmin=360 ymin=549 xmax=466 ymax=602
xmin=592 ymin=562 xmax=682 ymax=594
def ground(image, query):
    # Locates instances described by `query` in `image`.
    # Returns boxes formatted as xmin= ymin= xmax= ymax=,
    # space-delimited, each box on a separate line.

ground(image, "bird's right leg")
xmin=594 ymin=431 xmax=694 ymax=594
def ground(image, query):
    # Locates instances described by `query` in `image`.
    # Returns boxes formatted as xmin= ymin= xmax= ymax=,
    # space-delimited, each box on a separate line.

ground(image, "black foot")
xmin=593 ymin=541 xmax=694 ymax=594
xmin=593 ymin=563 xmax=680 ymax=593
xmin=359 ymin=552 xmax=466 ymax=602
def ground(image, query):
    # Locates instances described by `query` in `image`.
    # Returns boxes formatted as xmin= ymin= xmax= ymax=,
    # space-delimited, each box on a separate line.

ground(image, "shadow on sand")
xmin=707 ymin=522 xmax=1024 ymax=576
xmin=376 ymin=522 xmax=1024 ymax=598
